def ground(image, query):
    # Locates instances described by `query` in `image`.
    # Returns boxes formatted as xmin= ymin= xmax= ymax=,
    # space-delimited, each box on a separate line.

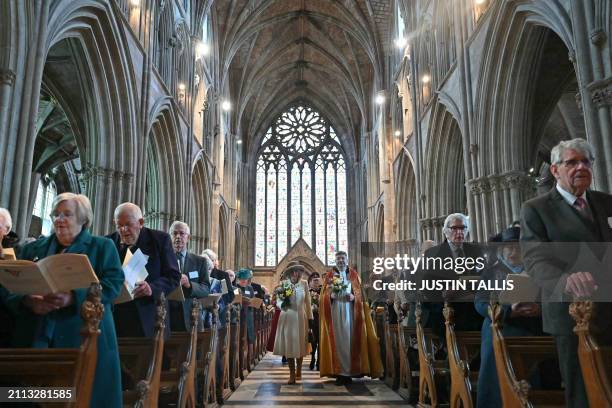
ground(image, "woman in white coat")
xmin=273 ymin=262 xmax=313 ymax=384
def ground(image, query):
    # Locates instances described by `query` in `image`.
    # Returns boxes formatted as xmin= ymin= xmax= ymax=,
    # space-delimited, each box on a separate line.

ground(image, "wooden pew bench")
xmin=228 ymin=295 xmax=242 ymax=389
xmin=490 ymin=302 xmax=564 ymax=407
xmin=443 ymin=304 xmax=480 ymax=408
xmin=118 ymin=294 xmax=167 ymax=407
xmin=196 ymin=299 xmax=219 ymax=407
xmin=415 ymin=303 xmax=449 ymax=408
xmin=570 ymin=300 xmax=612 ymax=407
xmin=0 ymin=283 xmax=103 ymax=408
xmin=158 ymin=300 xmax=201 ymax=407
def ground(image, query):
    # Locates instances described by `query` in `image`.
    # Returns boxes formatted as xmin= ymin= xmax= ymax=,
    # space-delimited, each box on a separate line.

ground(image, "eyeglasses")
xmin=52 ymin=212 xmax=76 ymax=221
xmin=559 ymin=159 xmax=593 ymax=169
xmin=449 ymin=226 xmax=467 ymax=231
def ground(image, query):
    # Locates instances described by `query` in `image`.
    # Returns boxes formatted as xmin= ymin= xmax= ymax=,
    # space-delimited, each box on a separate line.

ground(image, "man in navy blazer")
xmin=107 ymin=202 xmax=181 ymax=337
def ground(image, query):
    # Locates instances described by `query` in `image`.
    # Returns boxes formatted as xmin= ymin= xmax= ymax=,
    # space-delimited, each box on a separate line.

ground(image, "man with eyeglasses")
xmin=107 ymin=202 xmax=181 ymax=337
xmin=521 ymin=138 xmax=612 ymax=408
xmin=168 ymin=221 xmax=210 ymax=331
xmin=419 ymin=213 xmax=484 ymax=339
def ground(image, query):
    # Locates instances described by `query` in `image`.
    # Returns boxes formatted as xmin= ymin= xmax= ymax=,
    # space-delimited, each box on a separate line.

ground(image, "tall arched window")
xmin=255 ymin=105 xmax=348 ymax=266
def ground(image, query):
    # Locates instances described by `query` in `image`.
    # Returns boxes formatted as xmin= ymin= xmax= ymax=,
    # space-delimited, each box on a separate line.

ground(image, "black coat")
xmin=418 ymin=240 xmax=485 ymax=337
xmin=107 ymin=227 xmax=181 ymax=337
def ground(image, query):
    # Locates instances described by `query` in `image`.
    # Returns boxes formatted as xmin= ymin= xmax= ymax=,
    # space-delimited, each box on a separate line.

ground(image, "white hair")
xmin=51 ymin=193 xmax=94 ymax=229
xmin=202 ymin=249 xmax=218 ymax=262
xmin=169 ymin=220 xmax=190 ymax=235
xmin=200 ymin=253 xmax=213 ymax=272
xmin=443 ymin=213 xmax=469 ymax=237
xmin=114 ymin=202 xmax=143 ymax=221
xmin=0 ymin=208 xmax=12 ymax=232
xmin=551 ymin=138 xmax=595 ymax=165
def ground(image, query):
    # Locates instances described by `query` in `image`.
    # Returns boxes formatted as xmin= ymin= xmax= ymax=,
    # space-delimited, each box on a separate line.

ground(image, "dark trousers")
xmin=554 ymin=334 xmax=588 ymax=408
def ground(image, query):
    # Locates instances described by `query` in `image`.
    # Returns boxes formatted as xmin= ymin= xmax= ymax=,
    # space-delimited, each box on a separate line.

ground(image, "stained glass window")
xmin=254 ymin=105 xmax=348 ymax=266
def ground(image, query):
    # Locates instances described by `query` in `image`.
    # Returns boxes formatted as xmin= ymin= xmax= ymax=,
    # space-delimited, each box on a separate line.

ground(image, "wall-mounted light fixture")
xmin=422 ymin=74 xmax=431 ymax=84
xmin=394 ymin=130 xmax=401 ymax=137
xmin=221 ymin=100 xmax=232 ymax=111
xmin=375 ymin=93 xmax=385 ymax=105
xmin=394 ymin=37 xmax=407 ymax=49
xmin=196 ymin=42 xmax=210 ymax=59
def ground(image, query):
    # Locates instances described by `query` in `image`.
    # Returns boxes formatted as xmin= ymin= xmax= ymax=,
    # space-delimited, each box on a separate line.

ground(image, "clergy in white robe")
xmin=319 ymin=251 xmax=383 ymax=384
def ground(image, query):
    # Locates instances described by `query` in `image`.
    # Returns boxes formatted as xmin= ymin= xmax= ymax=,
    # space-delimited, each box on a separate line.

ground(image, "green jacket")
xmin=0 ymin=229 xmax=124 ymax=408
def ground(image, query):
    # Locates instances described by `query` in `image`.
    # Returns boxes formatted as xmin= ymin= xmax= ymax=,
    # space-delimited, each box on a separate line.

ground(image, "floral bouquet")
xmin=330 ymin=275 xmax=348 ymax=296
xmin=274 ymin=280 xmax=294 ymax=310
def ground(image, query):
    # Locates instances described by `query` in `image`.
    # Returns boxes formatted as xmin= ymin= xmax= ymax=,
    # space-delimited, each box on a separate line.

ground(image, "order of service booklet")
xmin=0 ymin=254 xmax=99 ymax=295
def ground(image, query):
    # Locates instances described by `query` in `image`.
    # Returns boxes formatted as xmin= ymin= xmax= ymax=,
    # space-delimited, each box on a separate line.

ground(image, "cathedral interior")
xmin=1 ymin=0 xmax=612 ymax=406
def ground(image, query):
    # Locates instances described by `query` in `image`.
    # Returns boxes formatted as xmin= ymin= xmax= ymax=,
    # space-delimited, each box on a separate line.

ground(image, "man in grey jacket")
xmin=169 ymin=221 xmax=211 ymax=331
xmin=521 ymin=138 xmax=612 ymax=407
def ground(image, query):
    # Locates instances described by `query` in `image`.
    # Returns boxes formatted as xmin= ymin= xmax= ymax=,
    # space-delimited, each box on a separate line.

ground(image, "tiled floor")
xmin=225 ymin=353 xmax=410 ymax=407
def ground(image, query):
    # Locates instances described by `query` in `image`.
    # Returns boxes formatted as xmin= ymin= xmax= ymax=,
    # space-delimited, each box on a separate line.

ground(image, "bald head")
xmin=114 ymin=202 xmax=144 ymax=245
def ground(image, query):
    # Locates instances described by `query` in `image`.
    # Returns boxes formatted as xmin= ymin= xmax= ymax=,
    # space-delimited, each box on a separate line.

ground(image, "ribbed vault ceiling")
xmin=213 ymin=0 xmax=394 ymax=156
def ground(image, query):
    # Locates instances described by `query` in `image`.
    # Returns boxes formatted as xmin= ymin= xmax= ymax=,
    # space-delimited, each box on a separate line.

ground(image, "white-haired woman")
xmin=0 ymin=193 xmax=124 ymax=407
xmin=0 ymin=207 xmax=19 ymax=258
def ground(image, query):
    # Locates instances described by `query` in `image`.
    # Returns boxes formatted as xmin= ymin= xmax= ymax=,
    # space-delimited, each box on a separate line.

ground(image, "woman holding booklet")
xmin=0 ymin=193 xmax=124 ymax=408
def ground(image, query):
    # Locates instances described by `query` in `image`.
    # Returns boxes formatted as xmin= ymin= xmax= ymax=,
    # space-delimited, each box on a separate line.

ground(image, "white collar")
xmin=556 ymin=184 xmax=587 ymax=206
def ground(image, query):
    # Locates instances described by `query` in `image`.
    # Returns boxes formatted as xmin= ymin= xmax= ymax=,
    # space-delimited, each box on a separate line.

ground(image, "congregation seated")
xmin=107 ymin=202 xmax=181 ymax=337
xmin=0 ymin=194 xmax=124 ymax=407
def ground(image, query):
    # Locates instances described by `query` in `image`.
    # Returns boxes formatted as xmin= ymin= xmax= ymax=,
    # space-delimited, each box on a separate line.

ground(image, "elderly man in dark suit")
xmin=108 ymin=202 xmax=181 ymax=337
xmin=169 ymin=221 xmax=211 ymax=331
xmin=521 ymin=138 xmax=612 ymax=408
xmin=420 ymin=213 xmax=485 ymax=338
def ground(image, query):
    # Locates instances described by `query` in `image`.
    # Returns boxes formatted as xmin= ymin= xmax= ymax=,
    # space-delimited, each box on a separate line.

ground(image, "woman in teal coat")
xmin=0 ymin=193 xmax=124 ymax=408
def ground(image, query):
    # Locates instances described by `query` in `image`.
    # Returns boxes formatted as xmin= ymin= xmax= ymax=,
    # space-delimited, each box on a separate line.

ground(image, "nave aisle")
xmin=225 ymin=353 xmax=407 ymax=407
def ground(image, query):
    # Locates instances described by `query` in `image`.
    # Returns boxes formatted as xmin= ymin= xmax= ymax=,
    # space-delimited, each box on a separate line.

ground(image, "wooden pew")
xmin=158 ymin=300 xmax=201 ymax=408
xmin=570 ymin=300 xmax=612 ymax=407
xmin=197 ymin=297 xmax=219 ymax=407
xmin=216 ymin=302 xmax=231 ymax=404
xmin=398 ymin=323 xmax=418 ymax=401
xmin=228 ymin=294 xmax=243 ymax=388
xmin=442 ymin=304 xmax=475 ymax=408
xmin=489 ymin=302 xmax=564 ymax=407
xmin=239 ymin=296 xmax=252 ymax=376
xmin=0 ymin=283 xmax=103 ymax=408
xmin=415 ymin=302 xmax=448 ymax=408
xmin=118 ymin=293 xmax=167 ymax=407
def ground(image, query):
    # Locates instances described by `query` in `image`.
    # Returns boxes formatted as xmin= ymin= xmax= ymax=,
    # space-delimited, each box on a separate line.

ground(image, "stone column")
xmin=569 ymin=0 xmax=612 ymax=191
xmin=0 ymin=2 xmax=50 ymax=238
xmin=489 ymin=175 xmax=505 ymax=234
xmin=468 ymin=179 xmax=483 ymax=242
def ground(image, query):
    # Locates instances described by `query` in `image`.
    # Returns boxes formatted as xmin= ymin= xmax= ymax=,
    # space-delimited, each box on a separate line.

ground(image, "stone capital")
xmin=0 ymin=69 xmax=16 ymax=86
xmin=588 ymin=77 xmax=612 ymax=108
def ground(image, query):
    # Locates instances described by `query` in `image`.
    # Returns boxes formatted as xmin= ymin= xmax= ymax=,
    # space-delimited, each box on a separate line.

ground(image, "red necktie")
xmin=574 ymin=197 xmax=593 ymax=221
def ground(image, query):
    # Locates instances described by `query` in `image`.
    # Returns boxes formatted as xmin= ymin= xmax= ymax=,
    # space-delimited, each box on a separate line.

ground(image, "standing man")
xmin=169 ymin=221 xmax=210 ymax=331
xmin=108 ymin=203 xmax=181 ymax=337
xmin=319 ymin=251 xmax=382 ymax=385
xmin=521 ymin=138 xmax=612 ymax=407
xmin=419 ymin=214 xmax=484 ymax=338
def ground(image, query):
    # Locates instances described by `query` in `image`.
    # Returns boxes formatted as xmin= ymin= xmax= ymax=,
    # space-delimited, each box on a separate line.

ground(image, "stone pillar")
xmin=489 ymin=175 xmax=505 ymax=234
xmin=470 ymin=179 xmax=484 ymax=242
xmin=569 ymin=0 xmax=612 ymax=191
xmin=0 ymin=2 xmax=50 ymax=238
